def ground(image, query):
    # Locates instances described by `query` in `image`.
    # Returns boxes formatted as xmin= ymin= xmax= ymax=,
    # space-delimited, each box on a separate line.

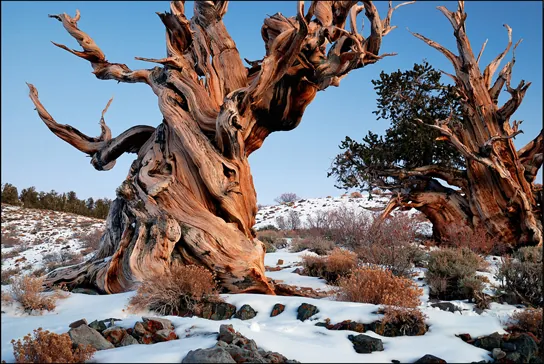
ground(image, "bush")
xmin=76 ymin=228 xmax=104 ymax=252
xmin=129 ymin=263 xmax=221 ymax=316
xmin=1 ymin=267 xmax=21 ymax=285
xmin=257 ymin=230 xmax=288 ymax=251
xmin=442 ymin=224 xmax=505 ymax=255
xmin=350 ymin=191 xmax=363 ymax=198
xmin=10 ymin=275 xmax=65 ymax=313
xmin=497 ymin=246 xmax=542 ymax=306
xmin=426 ymin=248 xmax=487 ymax=300
xmin=355 ymin=214 xmax=421 ymax=277
xmin=508 ymin=308 xmax=543 ymax=341
xmin=274 ymin=193 xmax=300 ymax=204
xmin=301 ymin=248 xmax=358 ymax=283
xmin=1 ymin=233 xmax=22 ymax=247
xmin=291 ymin=236 xmax=335 ymax=255
xmin=337 ymin=266 xmax=422 ymax=307
xmin=375 ymin=306 xmax=428 ymax=336
xmin=11 ymin=328 xmax=95 ymax=363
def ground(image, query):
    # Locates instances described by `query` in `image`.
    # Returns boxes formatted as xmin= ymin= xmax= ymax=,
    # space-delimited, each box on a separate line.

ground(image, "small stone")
xmin=277 ymin=259 xmax=284 ymax=265
xmin=152 ymin=329 xmax=177 ymax=342
xmin=182 ymin=347 xmax=236 ymax=363
xmin=69 ymin=318 xmax=88 ymax=329
xmin=68 ymin=325 xmax=114 ymax=351
xmin=348 ymin=334 xmax=384 ymax=354
xmin=413 ymin=354 xmax=447 ymax=363
xmin=430 ymin=302 xmax=461 ymax=313
xmin=201 ymin=302 xmax=237 ymax=320
xmin=297 ymin=303 xmax=319 ymax=322
xmin=457 ymin=333 xmax=472 ymax=342
xmin=142 ymin=317 xmax=174 ymax=333
xmin=119 ymin=334 xmax=139 ymax=346
xmin=501 ymin=342 xmax=516 ymax=352
xmin=392 ymin=361 xmax=401 ymax=364
xmin=270 ymin=303 xmax=286 ymax=317
xmin=234 ymin=304 xmax=257 ymax=320
xmin=88 ymin=320 xmax=108 ymax=333
xmin=102 ymin=326 xmax=128 ymax=346
xmin=219 ymin=324 xmax=236 ymax=344
xmin=492 ymin=348 xmax=506 ymax=360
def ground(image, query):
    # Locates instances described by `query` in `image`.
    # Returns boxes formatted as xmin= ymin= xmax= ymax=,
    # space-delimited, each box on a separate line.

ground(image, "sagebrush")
xmin=11 ymin=328 xmax=95 ymax=363
xmin=129 ymin=263 xmax=222 ymax=316
xmin=291 ymin=236 xmax=335 ymax=255
xmin=301 ymin=248 xmax=358 ymax=284
xmin=497 ymin=246 xmax=542 ymax=306
xmin=508 ymin=308 xmax=543 ymax=341
xmin=376 ymin=306 xmax=427 ymax=336
xmin=10 ymin=275 xmax=65 ymax=313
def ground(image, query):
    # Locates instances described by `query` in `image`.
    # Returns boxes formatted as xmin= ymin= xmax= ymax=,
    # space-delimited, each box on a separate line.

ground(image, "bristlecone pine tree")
xmin=28 ymin=1 xmax=413 ymax=294
xmin=330 ymin=2 xmax=543 ymax=248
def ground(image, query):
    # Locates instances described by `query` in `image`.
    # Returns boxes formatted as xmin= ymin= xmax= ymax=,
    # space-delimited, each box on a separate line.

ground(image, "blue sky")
xmin=1 ymin=1 xmax=542 ymax=205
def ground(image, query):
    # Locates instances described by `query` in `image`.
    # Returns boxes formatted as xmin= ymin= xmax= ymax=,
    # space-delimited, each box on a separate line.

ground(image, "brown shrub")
xmin=442 ymin=224 xmax=506 ymax=255
xmin=376 ymin=306 xmax=428 ymax=336
xmin=302 ymin=248 xmax=358 ymax=283
xmin=337 ymin=266 xmax=422 ymax=307
xmin=291 ymin=236 xmax=335 ymax=255
xmin=11 ymin=328 xmax=96 ymax=363
xmin=2 ymin=249 xmax=21 ymax=260
xmin=1 ymin=233 xmax=22 ymax=247
xmin=497 ymin=246 xmax=542 ymax=306
xmin=2 ymin=290 xmax=14 ymax=305
xmin=350 ymin=191 xmax=363 ymax=198
xmin=129 ymin=262 xmax=221 ymax=316
xmin=1 ymin=267 xmax=21 ymax=285
xmin=75 ymin=228 xmax=104 ymax=252
xmin=509 ymin=308 xmax=543 ymax=341
xmin=426 ymin=248 xmax=487 ymax=300
xmin=355 ymin=214 xmax=422 ymax=277
xmin=10 ymin=275 xmax=65 ymax=313
xmin=257 ymin=230 xmax=288 ymax=252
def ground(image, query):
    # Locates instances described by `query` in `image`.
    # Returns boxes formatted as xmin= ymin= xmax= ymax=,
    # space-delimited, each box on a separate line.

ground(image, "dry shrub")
xmin=2 ymin=290 xmax=14 ymax=305
xmin=350 ymin=191 xmax=363 ymax=198
xmin=129 ymin=262 xmax=221 ymax=316
xmin=1 ymin=267 xmax=21 ymax=285
xmin=337 ymin=266 xmax=422 ymax=307
xmin=442 ymin=224 xmax=506 ymax=255
xmin=356 ymin=214 xmax=422 ymax=277
xmin=76 ymin=228 xmax=104 ymax=251
xmin=376 ymin=306 xmax=428 ymax=336
xmin=1 ymin=233 xmax=22 ymax=247
xmin=257 ymin=230 xmax=288 ymax=252
xmin=291 ymin=236 xmax=335 ymax=255
xmin=302 ymin=248 xmax=358 ymax=283
xmin=11 ymin=328 xmax=95 ymax=363
xmin=2 ymin=249 xmax=21 ymax=260
xmin=10 ymin=275 xmax=65 ymax=313
xmin=509 ymin=308 xmax=543 ymax=341
xmin=426 ymin=248 xmax=486 ymax=300
xmin=497 ymin=246 xmax=542 ymax=306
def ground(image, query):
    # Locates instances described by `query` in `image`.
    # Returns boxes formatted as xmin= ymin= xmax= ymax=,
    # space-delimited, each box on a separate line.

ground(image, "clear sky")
xmin=1 ymin=1 xmax=542 ymax=205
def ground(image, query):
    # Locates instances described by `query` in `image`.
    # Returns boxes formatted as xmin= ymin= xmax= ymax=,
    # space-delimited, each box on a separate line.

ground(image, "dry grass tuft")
xmin=10 ymin=275 xmax=66 ymax=314
xmin=337 ymin=266 xmax=422 ymax=307
xmin=291 ymin=236 xmax=335 ymax=255
xmin=301 ymin=248 xmax=358 ymax=283
xmin=11 ymin=328 xmax=95 ymax=363
xmin=376 ymin=306 xmax=428 ymax=336
xmin=129 ymin=262 xmax=222 ymax=316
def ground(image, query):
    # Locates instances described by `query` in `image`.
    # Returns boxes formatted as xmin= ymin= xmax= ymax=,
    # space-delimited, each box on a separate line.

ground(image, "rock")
xmin=413 ymin=354 xmax=447 ymax=363
xmin=392 ymin=361 xmax=401 ymax=364
xmin=297 ymin=303 xmax=319 ymax=322
xmin=219 ymin=324 xmax=237 ymax=344
xmin=224 ymin=344 xmax=265 ymax=363
xmin=510 ymin=333 xmax=538 ymax=362
xmin=501 ymin=342 xmax=516 ymax=352
xmin=68 ymin=324 xmax=114 ymax=351
xmin=88 ymin=320 xmax=108 ymax=333
xmin=201 ymin=302 xmax=237 ymax=320
xmin=492 ymin=348 xmax=506 ymax=360
xmin=473 ymin=307 xmax=485 ymax=315
xmin=69 ymin=318 xmax=88 ymax=329
xmin=505 ymin=352 xmax=521 ymax=362
xmin=102 ymin=326 xmax=128 ymax=346
xmin=270 ymin=303 xmax=285 ymax=317
xmin=430 ymin=302 xmax=461 ymax=313
xmin=132 ymin=321 xmax=148 ymax=338
xmin=72 ymin=288 xmax=99 ymax=295
xmin=182 ymin=347 xmax=236 ymax=363
xmin=457 ymin=333 xmax=472 ymax=342
xmin=234 ymin=304 xmax=257 ymax=320
xmin=277 ymin=259 xmax=284 ymax=265
xmin=153 ymin=329 xmax=177 ymax=342
xmin=100 ymin=318 xmax=122 ymax=328
xmin=119 ymin=334 xmax=139 ymax=346
xmin=479 ymin=332 xmax=503 ymax=351
xmin=142 ymin=317 xmax=174 ymax=333
xmin=292 ymin=268 xmax=304 ymax=274
xmin=348 ymin=334 xmax=384 ymax=354
xmin=138 ymin=334 xmax=154 ymax=345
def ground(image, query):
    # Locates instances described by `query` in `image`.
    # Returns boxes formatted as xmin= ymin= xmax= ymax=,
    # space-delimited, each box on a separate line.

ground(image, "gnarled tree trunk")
xmin=382 ymin=1 xmax=542 ymax=247
xmin=30 ymin=1 xmax=411 ymax=293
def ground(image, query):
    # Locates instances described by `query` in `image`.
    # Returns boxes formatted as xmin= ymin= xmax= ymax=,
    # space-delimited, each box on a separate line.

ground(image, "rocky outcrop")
xmin=182 ymin=324 xmax=299 ymax=363
xmin=461 ymin=331 xmax=541 ymax=363
xmin=68 ymin=324 xmax=114 ymax=350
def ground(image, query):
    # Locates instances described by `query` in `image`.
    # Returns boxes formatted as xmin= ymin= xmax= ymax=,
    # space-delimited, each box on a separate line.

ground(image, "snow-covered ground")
xmin=0 ymin=198 xmax=524 ymax=363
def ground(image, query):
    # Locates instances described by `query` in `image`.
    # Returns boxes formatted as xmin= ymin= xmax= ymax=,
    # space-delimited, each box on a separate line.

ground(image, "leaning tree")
xmin=330 ymin=2 xmax=543 ymax=247
xmin=29 ymin=1 xmax=413 ymax=294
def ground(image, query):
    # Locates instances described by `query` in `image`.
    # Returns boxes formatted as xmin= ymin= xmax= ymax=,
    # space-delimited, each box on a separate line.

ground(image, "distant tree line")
xmin=0 ymin=183 xmax=111 ymax=219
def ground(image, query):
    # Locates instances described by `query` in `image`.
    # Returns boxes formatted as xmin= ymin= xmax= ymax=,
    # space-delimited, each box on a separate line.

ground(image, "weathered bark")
xmin=380 ymin=1 xmax=542 ymax=247
xmin=31 ymin=1 xmax=410 ymax=293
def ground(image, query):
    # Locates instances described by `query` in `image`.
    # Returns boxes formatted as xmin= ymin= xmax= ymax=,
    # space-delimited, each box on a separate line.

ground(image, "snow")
xmin=0 ymin=198 xmax=523 ymax=363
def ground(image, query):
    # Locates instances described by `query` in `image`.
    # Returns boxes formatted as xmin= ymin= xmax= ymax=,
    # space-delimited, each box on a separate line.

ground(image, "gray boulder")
xmin=348 ymin=334 xmax=384 ymax=354
xmin=119 ymin=334 xmax=139 ymax=347
xmin=68 ymin=324 xmax=114 ymax=350
xmin=182 ymin=347 xmax=236 ymax=363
